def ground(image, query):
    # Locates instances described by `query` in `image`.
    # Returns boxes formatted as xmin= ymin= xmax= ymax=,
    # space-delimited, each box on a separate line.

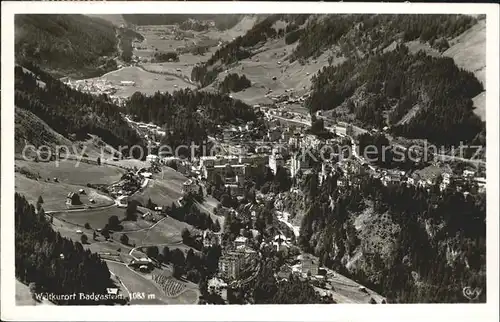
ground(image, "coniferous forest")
xmin=297 ymin=171 xmax=486 ymax=303
xmin=125 ymin=89 xmax=264 ymax=155
xmin=15 ymin=194 xmax=119 ymax=305
xmin=15 ymin=63 xmax=143 ymax=150
xmin=15 ymin=14 xmax=118 ymax=78
xmin=307 ymin=45 xmax=484 ymax=146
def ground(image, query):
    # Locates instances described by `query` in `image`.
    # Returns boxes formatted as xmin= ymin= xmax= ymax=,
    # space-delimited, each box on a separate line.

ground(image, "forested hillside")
xmin=298 ymin=170 xmax=486 ymax=303
xmin=125 ymin=89 xmax=264 ymax=156
xmin=15 ymin=63 xmax=143 ymax=151
xmin=291 ymin=14 xmax=477 ymax=61
xmin=191 ymin=14 xmax=310 ymax=87
xmin=15 ymin=14 xmax=118 ymax=78
xmin=307 ymin=45 xmax=484 ymax=146
xmin=15 ymin=194 xmax=119 ymax=305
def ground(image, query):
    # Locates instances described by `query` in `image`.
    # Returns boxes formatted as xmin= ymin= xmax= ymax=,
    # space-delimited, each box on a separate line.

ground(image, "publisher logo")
xmin=462 ymin=286 xmax=482 ymax=300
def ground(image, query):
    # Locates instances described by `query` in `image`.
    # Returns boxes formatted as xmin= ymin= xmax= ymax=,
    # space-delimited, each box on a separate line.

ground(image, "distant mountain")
xmin=15 ymin=14 xmax=118 ymax=78
xmin=86 ymin=14 xmax=127 ymax=27
xmin=122 ymin=14 xmax=245 ymax=31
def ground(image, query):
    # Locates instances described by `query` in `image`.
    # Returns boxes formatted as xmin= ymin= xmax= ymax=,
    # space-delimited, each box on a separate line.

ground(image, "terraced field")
xmin=152 ymin=273 xmax=186 ymax=297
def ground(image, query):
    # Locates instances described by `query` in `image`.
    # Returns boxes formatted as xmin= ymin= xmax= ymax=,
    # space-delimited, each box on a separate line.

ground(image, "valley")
xmin=13 ymin=13 xmax=487 ymax=306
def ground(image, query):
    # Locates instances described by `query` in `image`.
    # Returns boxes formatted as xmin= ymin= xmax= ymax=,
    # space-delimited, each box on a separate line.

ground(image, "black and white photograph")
xmin=1 ymin=1 xmax=499 ymax=322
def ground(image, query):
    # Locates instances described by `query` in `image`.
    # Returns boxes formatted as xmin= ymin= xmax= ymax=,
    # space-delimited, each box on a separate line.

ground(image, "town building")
xmin=182 ymin=179 xmax=199 ymax=196
xmin=218 ymin=252 xmax=243 ymax=281
xmin=203 ymin=231 xmax=222 ymax=248
xmin=268 ymin=153 xmax=285 ymax=175
xmin=235 ymin=245 xmax=258 ymax=265
xmin=290 ymin=152 xmax=314 ymax=178
xmin=234 ymin=236 xmax=248 ymax=248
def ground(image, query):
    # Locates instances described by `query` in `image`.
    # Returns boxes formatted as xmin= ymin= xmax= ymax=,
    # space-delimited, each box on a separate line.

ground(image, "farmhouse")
xmin=120 ymin=81 xmax=136 ymax=86
xmin=66 ymin=192 xmax=81 ymax=206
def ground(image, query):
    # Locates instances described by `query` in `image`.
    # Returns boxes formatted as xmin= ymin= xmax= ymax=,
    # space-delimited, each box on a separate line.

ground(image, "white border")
xmin=1 ymin=2 xmax=499 ymax=322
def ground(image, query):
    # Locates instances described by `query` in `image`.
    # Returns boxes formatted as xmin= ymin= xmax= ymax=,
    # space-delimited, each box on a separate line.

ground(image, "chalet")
xmin=66 ymin=192 xmax=81 ymax=206
xmin=234 ymin=236 xmax=248 ymax=249
xmin=129 ymin=257 xmax=154 ymax=271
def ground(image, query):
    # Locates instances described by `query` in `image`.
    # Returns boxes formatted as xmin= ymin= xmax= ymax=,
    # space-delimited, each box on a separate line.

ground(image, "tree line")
xmin=15 ymin=194 xmax=120 ymax=305
xmin=15 ymin=63 xmax=144 ymax=152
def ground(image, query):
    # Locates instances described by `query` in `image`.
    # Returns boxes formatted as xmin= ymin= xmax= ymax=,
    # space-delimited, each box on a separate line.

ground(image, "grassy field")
xmin=53 ymin=205 xmax=126 ymax=230
xmin=94 ymin=66 xmax=196 ymax=97
xmin=104 ymin=158 xmax=149 ymax=170
xmin=15 ymin=174 xmax=114 ymax=211
xmin=131 ymin=166 xmax=188 ymax=207
xmin=15 ymin=159 xmax=125 ymax=186
xmin=443 ymin=19 xmax=486 ymax=121
xmin=210 ymin=37 xmax=345 ymax=106
xmin=119 ymin=216 xmax=194 ymax=248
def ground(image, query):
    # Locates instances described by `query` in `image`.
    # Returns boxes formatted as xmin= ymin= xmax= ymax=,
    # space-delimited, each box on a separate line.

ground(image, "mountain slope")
xmin=15 ymin=14 xmax=118 ymax=78
xmin=443 ymin=18 xmax=486 ymax=120
xmin=15 ymin=107 xmax=72 ymax=154
xmin=15 ymin=63 xmax=144 ymax=153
